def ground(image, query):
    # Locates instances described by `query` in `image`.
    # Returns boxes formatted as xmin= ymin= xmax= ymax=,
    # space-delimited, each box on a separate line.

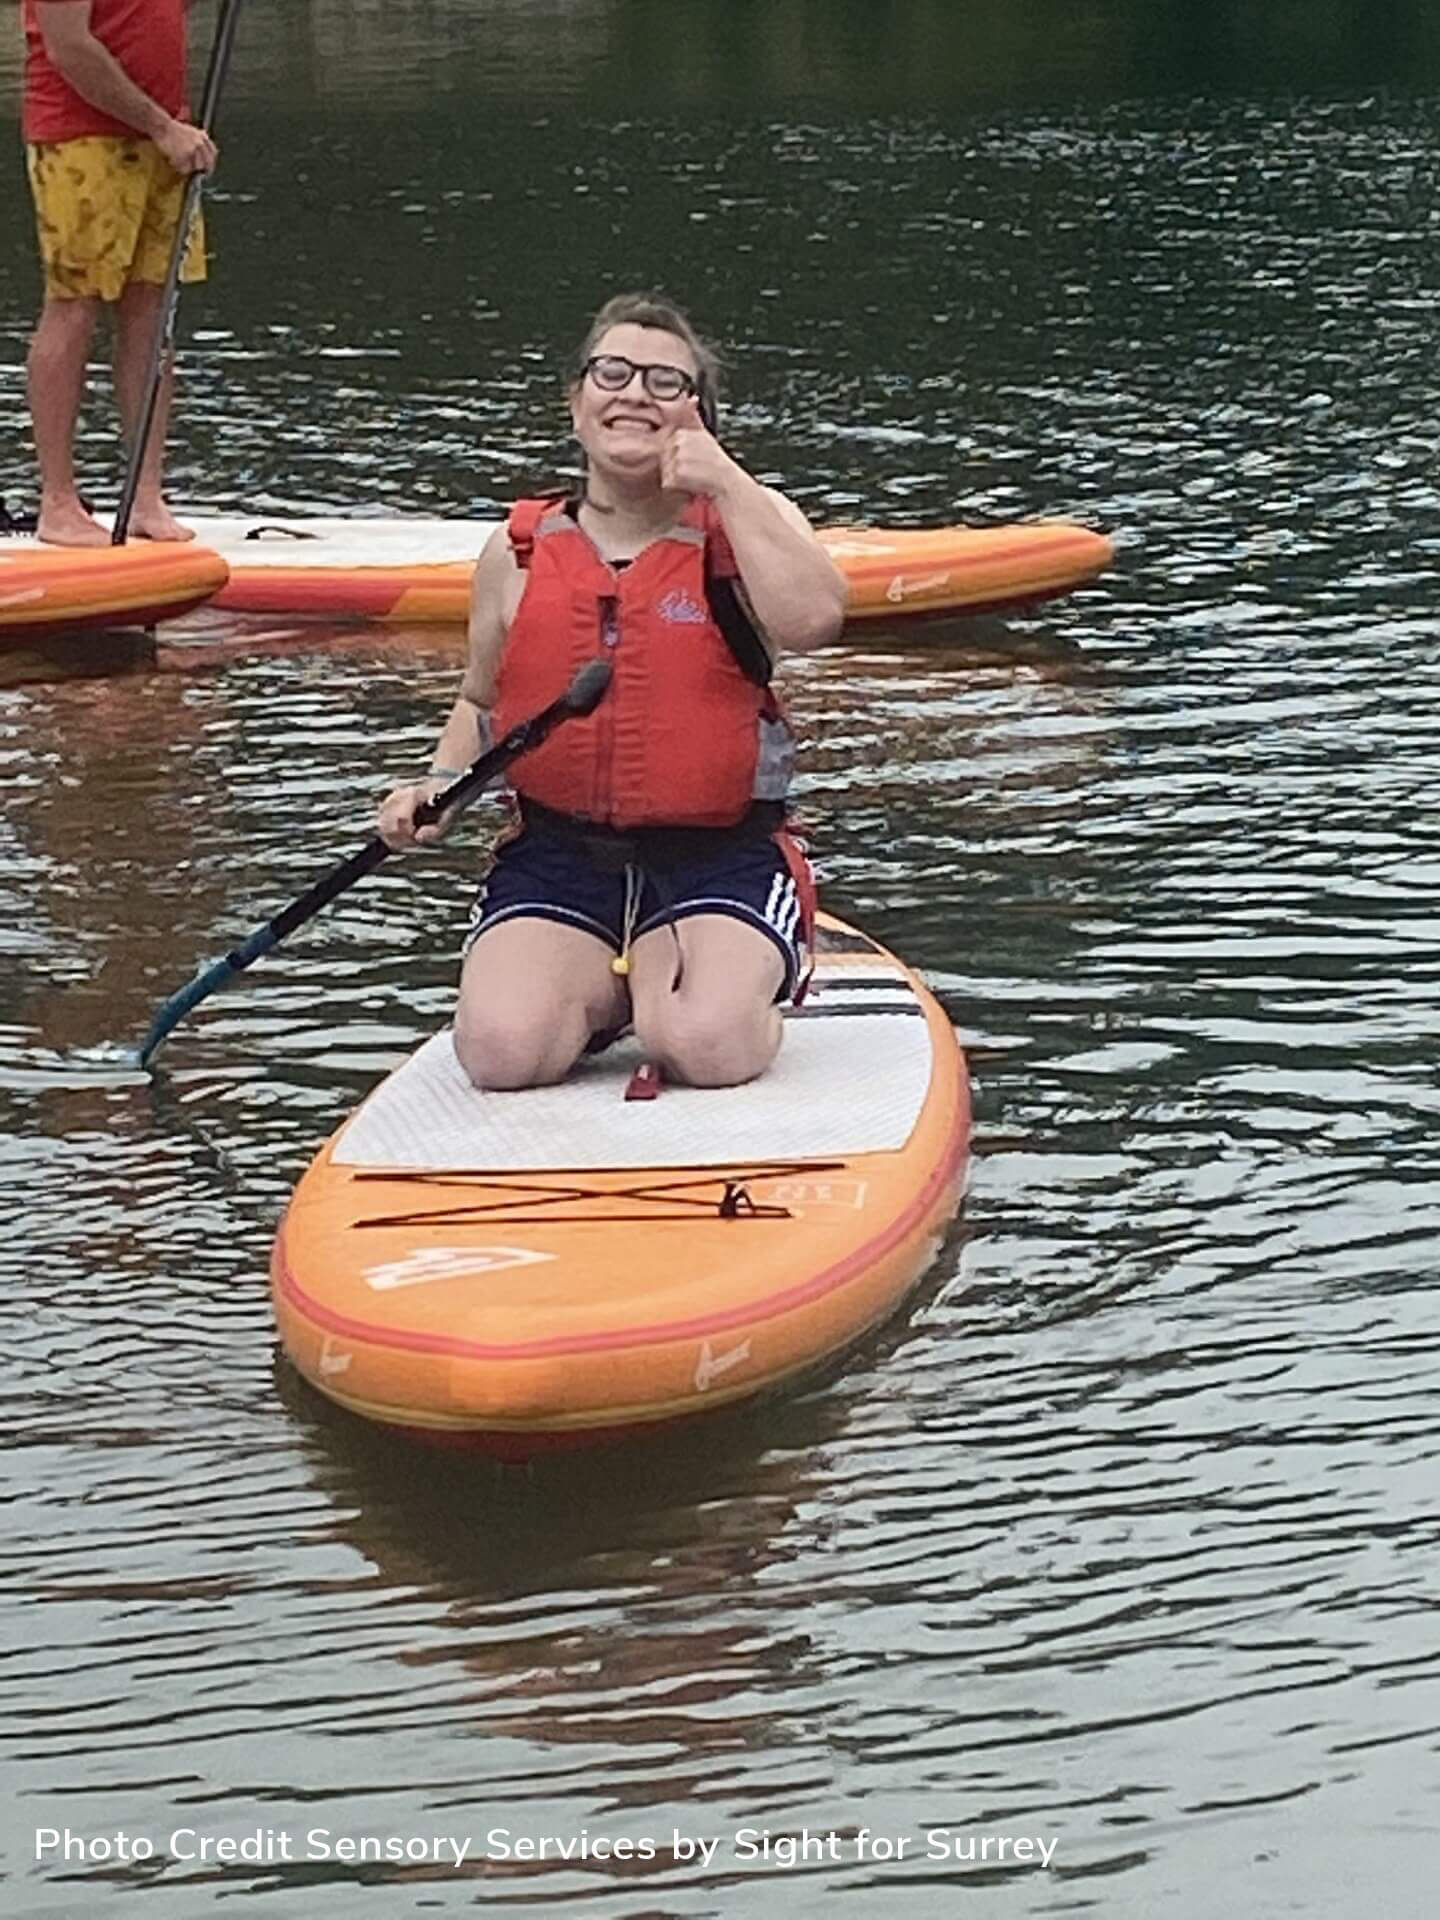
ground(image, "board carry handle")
xmin=135 ymin=658 xmax=612 ymax=1069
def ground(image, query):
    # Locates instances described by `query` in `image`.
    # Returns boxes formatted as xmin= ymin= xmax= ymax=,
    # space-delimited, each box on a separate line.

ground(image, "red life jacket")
xmin=493 ymin=495 xmax=794 ymax=831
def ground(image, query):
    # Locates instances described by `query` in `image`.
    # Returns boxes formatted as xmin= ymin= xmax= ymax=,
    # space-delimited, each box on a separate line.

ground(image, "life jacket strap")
xmin=699 ymin=505 xmax=773 ymax=689
xmin=705 ymin=568 xmax=773 ymax=688
xmin=506 ymin=492 xmax=569 ymax=570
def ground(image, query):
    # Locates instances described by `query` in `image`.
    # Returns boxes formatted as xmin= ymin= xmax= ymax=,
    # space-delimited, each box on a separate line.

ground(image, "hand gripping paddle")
xmin=135 ymin=658 xmax=612 ymax=1068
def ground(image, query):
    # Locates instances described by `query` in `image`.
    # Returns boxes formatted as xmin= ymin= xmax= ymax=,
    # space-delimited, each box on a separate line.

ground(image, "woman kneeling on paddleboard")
xmin=378 ymin=292 xmax=847 ymax=1091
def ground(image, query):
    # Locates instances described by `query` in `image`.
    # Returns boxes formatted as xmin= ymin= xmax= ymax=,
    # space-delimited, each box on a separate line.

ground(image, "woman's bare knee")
xmin=453 ymin=920 xmax=621 ymax=1090
xmin=454 ymin=1010 xmax=584 ymax=1090
xmin=637 ymin=1003 xmax=781 ymax=1088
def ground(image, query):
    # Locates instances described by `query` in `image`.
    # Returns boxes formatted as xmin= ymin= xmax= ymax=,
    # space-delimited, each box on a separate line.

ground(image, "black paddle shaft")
xmin=247 ymin=666 xmax=610 ymax=949
xmin=112 ymin=0 xmax=245 ymax=546
xmin=135 ymin=659 xmax=612 ymax=1068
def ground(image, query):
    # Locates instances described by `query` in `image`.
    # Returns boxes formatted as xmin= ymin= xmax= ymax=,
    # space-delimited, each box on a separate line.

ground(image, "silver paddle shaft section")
xmin=135 ymin=659 xmax=612 ymax=1068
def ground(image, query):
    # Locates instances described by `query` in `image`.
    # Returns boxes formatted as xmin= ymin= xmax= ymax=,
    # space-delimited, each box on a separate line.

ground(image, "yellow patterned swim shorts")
xmin=26 ymin=135 xmax=208 ymax=302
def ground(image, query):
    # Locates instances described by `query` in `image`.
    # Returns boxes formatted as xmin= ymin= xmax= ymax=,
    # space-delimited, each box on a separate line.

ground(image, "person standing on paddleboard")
xmin=379 ymin=292 xmax=847 ymax=1092
xmin=21 ymin=0 xmax=217 ymax=547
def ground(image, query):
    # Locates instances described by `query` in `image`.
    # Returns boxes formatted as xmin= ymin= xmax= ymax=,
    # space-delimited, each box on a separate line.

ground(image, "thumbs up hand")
xmin=660 ymin=396 xmax=742 ymax=501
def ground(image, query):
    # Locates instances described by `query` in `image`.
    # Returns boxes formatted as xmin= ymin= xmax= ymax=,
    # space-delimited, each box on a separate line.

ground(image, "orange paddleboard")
xmin=187 ymin=514 xmax=1112 ymax=625
xmin=272 ymin=915 xmax=970 ymax=1456
xmin=0 ymin=540 xmax=228 ymax=641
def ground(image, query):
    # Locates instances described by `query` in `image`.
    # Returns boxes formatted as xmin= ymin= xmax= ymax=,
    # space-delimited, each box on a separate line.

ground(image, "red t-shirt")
xmin=23 ymin=0 xmax=188 ymax=143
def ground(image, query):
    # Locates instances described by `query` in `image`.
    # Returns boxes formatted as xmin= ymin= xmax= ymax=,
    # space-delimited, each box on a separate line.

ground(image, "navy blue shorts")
xmin=464 ymin=824 xmax=810 ymax=1002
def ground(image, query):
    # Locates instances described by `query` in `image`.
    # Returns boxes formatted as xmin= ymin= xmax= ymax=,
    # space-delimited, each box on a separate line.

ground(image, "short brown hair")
xmin=570 ymin=291 xmax=722 ymax=428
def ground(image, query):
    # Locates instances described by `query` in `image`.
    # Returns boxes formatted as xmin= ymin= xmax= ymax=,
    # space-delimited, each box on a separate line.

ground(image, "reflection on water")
xmin=5 ymin=0 xmax=1433 ymax=112
xmin=3 ymin=7 xmax=1440 ymax=1917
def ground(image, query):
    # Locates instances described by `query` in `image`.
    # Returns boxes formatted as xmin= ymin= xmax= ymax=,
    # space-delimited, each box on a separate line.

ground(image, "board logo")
xmin=757 ymin=1177 xmax=869 ymax=1213
xmin=365 ymin=1246 xmax=555 ymax=1291
xmin=885 ymin=570 xmax=952 ymax=604
xmin=695 ymin=1337 xmax=753 ymax=1392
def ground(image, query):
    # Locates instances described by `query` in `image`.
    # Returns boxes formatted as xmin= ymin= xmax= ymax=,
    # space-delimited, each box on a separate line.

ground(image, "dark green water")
xmin=3 ymin=5 xmax=1439 ymax=1915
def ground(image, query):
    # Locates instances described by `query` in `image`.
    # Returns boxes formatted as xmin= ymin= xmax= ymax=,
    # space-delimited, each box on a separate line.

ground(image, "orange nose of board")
xmin=0 ymin=541 xmax=229 ymax=642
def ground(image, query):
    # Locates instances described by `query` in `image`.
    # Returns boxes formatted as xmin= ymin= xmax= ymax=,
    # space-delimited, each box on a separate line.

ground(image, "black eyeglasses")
xmin=584 ymin=352 xmax=698 ymax=402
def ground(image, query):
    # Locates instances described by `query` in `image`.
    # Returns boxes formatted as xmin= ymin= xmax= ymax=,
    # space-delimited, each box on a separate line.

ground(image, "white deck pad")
xmin=334 ymin=966 xmax=935 ymax=1173
xmin=183 ymin=515 xmax=501 ymax=569
xmin=1 ymin=516 xmax=499 ymax=568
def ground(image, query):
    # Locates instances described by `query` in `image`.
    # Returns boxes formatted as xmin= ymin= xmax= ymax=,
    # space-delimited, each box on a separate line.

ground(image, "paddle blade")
xmin=135 ymin=952 xmax=240 ymax=1070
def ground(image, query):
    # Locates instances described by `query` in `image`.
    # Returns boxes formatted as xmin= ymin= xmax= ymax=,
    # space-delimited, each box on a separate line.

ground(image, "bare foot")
xmin=129 ymin=501 xmax=196 ymax=543
xmin=37 ymin=500 xmax=111 ymax=548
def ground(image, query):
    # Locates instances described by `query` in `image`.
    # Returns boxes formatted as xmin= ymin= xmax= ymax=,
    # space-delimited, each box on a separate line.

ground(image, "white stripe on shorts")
xmin=763 ymin=870 xmax=799 ymax=943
